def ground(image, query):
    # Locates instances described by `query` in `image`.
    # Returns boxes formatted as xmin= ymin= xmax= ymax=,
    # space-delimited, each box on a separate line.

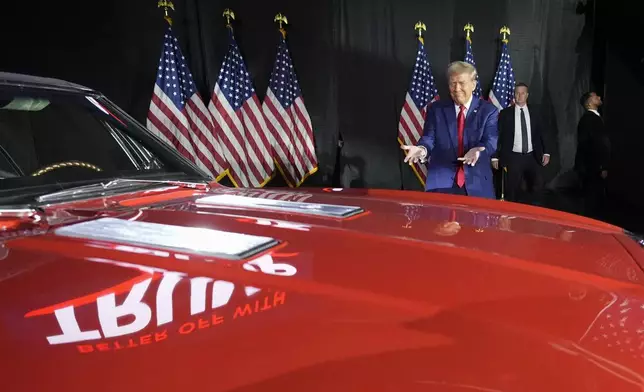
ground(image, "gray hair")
xmin=446 ymin=61 xmax=477 ymax=80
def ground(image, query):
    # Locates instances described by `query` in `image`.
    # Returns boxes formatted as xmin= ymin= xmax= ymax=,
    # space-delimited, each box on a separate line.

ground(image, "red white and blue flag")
xmin=397 ymin=36 xmax=439 ymax=186
xmin=262 ymin=30 xmax=318 ymax=187
xmin=464 ymin=35 xmax=483 ymax=97
xmin=146 ymin=26 xmax=228 ymax=180
xmin=208 ymin=27 xmax=275 ymax=188
xmin=489 ymin=40 xmax=516 ymax=110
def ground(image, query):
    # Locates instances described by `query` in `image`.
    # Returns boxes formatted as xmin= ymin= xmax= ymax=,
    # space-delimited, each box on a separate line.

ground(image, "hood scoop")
xmin=194 ymin=194 xmax=365 ymax=219
xmin=53 ymin=217 xmax=279 ymax=260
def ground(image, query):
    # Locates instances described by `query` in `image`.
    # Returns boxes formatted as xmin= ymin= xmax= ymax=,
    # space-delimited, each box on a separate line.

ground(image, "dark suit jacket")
xmin=417 ymin=96 xmax=499 ymax=199
xmin=574 ymin=111 xmax=610 ymax=178
xmin=494 ymin=104 xmax=548 ymax=165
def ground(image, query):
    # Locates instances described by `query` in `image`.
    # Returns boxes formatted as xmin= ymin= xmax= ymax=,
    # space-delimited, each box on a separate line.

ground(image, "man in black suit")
xmin=491 ymin=82 xmax=550 ymax=204
xmin=575 ymin=91 xmax=610 ymax=219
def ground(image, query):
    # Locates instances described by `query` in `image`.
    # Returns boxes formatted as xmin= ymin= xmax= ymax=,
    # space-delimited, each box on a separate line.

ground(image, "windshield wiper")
xmin=35 ymin=178 xmax=210 ymax=204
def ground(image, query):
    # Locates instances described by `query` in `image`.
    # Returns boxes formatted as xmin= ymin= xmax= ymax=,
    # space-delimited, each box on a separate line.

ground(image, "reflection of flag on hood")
xmin=577 ymin=293 xmax=644 ymax=364
xmin=401 ymin=204 xmax=500 ymax=232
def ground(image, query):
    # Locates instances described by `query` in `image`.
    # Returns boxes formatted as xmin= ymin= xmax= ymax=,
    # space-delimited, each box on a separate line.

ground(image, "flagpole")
xmin=500 ymin=167 xmax=505 ymax=201
xmin=498 ymin=26 xmax=511 ymax=202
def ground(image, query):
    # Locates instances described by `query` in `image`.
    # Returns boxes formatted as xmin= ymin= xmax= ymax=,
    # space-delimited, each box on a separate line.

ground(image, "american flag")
xmin=489 ymin=40 xmax=516 ymax=110
xmin=208 ymin=27 xmax=275 ymax=188
xmin=146 ymin=26 xmax=229 ymax=180
xmin=578 ymin=293 xmax=644 ymax=364
xmin=397 ymin=37 xmax=439 ymax=186
xmin=262 ymin=30 xmax=318 ymax=187
xmin=464 ymin=36 xmax=482 ymax=97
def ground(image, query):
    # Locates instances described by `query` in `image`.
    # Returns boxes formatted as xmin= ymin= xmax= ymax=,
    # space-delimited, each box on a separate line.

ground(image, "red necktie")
xmin=456 ymin=105 xmax=466 ymax=187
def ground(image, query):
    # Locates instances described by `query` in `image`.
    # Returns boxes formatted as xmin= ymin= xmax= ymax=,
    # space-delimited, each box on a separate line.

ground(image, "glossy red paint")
xmin=1 ymin=185 xmax=643 ymax=391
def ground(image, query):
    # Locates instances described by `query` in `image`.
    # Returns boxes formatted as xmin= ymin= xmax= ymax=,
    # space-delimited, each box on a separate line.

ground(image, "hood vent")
xmin=194 ymin=194 xmax=364 ymax=219
xmin=54 ymin=217 xmax=279 ymax=260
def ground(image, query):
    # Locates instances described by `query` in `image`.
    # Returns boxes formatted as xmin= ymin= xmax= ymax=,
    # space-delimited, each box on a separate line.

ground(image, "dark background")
xmin=3 ymin=0 xmax=643 ymax=223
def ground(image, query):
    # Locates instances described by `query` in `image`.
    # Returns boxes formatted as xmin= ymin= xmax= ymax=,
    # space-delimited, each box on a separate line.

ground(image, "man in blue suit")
xmin=401 ymin=61 xmax=499 ymax=198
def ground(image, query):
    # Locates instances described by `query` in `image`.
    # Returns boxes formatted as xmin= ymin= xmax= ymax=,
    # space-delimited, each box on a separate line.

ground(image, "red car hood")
xmin=1 ymin=184 xmax=643 ymax=391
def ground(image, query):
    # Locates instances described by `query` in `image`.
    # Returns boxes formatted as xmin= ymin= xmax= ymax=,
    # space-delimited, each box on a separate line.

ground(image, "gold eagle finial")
xmin=414 ymin=21 xmax=427 ymax=37
xmin=464 ymin=23 xmax=474 ymax=40
xmin=500 ymin=26 xmax=511 ymax=43
xmin=157 ymin=0 xmax=174 ymax=25
xmin=223 ymin=8 xmax=236 ymax=26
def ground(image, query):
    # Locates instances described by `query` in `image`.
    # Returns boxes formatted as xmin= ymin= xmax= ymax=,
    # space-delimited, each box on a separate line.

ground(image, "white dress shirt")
xmin=454 ymin=95 xmax=473 ymax=118
xmin=490 ymin=103 xmax=549 ymax=162
xmin=589 ymin=109 xmax=600 ymax=117
xmin=513 ymin=104 xmax=532 ymax=153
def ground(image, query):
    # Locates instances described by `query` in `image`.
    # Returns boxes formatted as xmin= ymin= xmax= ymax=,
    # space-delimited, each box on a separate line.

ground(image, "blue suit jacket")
xmin=417 ymin=96 xmax=499 ymax=198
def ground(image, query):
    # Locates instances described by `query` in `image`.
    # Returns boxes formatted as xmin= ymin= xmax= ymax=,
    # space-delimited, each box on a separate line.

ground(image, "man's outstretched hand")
xmin=457 ymin=147 xmax=485 ymax=166
xmin=401 ymin=145 xmax=426 ymax=165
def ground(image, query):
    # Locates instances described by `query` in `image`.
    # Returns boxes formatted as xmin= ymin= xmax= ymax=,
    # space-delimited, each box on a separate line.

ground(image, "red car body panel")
xmin=1 ymin=183 xmax=643 ymax=391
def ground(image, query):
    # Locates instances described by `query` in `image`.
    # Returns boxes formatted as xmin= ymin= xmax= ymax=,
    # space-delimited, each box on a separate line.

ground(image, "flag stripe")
xmin=264 ymin=104 xmax=300 ymax=183
xmin=403 ymin=98 xmax=423 ymax=138
xmin=264 ymin=92 xmax=306 ymax=184
xmin=146 ymin=116 xmax=193 ymax=162
xmin=238 ymin=105 xmax=271 ymax=183
xmin=242 ymin=97 xmax=275 ymax=174
xmin=399 ymin=106 xmax=417 ymax=144
xmin=151 ymin=91 xmax=195 ymax=149
xmin=210 ymin=84 xmax=264 ymax=187
xmin=186 ymin=96 xmax=227 ymax=172
xmin=261 ymin=32 xmax=318 ymax=187
xmin=213 ymin=96 xmax=254 ymax=187
xmin=397 ymin=38 xmax=438 ymax=187
xmin=292 ymin=98 xmax=317 ymax=167
xmin=209 ymin=28 xmax=275 ymax=188
xmin=209 ymin=93 xmax=252 ymax=187
xmin=185 ymin=103 xmax=223 ymax=175
xmin=405 ymin=93 xmax=425 ymax=128
xmin=147 ymin=26 xmax=228 ymax=180
xmin=148 ymin=98 xmax=199 ymax=164
xmin=397 ymin=102 xmax=428 ymax=183
xmin=489 ymin=91 xmax=503 ymax=111
xmin=283 ymin=100 xmax=313 ymax=171
xmin=151 ymin=89 xmax=216 ymax=176
xmin=285 ymin=106 xmax=312 ymax=178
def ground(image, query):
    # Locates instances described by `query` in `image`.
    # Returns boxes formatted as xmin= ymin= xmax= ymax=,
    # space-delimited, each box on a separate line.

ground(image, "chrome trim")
xmin=0 ymin=206 xmax=40 ymax=216
xmin=195 ymin=194 xmax=364 ymax=218
xmin=106 ymin=124 xmax=141 ymax=170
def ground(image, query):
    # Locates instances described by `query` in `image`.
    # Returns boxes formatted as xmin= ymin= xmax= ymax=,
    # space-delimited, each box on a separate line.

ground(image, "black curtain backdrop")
xmin=4 ymin=0 xmax=598 ymax=192
xmin=601 ymin=0 xmax=644 ymax=212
